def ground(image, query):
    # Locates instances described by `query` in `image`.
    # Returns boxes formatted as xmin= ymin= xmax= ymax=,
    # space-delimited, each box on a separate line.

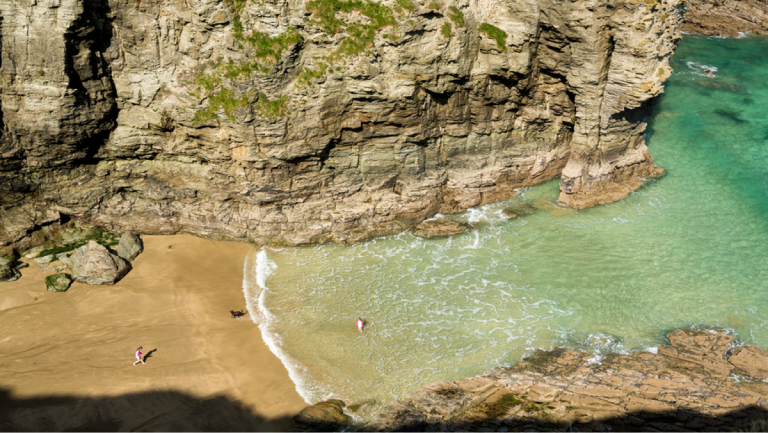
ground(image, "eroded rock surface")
xmin=0 ymin=0 xmax=689 ymax=246
xmin=362 ymin=329 xmax=768 ymax=431
xmin=684 ymin=0 xmax=768 ymax=36
xmin=69 ymin=241 xmax=130 ymax=285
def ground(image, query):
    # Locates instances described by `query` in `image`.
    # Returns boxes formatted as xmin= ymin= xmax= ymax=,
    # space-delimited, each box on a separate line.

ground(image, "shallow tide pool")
xmin=243 ymin=36 xmax=768 ymax=420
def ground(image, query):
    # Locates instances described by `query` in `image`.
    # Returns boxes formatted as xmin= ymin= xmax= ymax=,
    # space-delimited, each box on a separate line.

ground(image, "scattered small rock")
xmin=69 ymin=241 xmax=131 ymax=285
xmin=45 ymin=273 xmax=73 ymax=292
xmin=412 ymin=219 xmax=471 ymax=238
xmin=117 ymin=232 xmax=143 ymax=261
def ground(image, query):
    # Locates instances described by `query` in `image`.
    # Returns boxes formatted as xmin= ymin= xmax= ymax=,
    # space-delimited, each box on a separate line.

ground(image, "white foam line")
xmin=242 ymin=248 xmax=313 ymax=404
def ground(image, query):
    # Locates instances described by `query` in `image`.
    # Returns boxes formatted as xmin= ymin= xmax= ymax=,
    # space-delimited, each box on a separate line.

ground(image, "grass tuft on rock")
xmin=441 ymin=22 xmax=451 ymax=38
xmin=478 ymin=23 xmax=507 ymax=51
xmin=447 ymin=6 xmax=464 ymax=27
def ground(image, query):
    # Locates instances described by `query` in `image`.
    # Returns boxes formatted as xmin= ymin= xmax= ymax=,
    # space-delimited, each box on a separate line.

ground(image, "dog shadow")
xmin=143 ymin=349 xmax=157 ymax=363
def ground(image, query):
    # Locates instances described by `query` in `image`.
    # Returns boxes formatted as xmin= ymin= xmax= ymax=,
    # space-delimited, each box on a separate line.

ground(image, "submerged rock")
xmin=293 ymin=399 xmax=351 ymax=430
xmin=412 ymin=219 xmax=471 ymax=239
xmin=501 ymin=204 xmax=538 ymax=219
xmin=45 ymin=273 xmax=73 ymax=292
xmin=117 ymin=232 xmax=143 ymax=261
xmin=69 ymin=241 xmax=130 ymax=285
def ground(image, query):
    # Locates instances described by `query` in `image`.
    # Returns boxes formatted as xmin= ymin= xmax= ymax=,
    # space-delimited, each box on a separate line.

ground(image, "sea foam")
xmin=242 ymin=248 xmax=313 ymax=403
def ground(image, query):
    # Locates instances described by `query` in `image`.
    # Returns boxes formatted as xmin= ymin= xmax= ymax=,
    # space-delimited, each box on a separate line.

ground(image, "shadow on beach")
xmin=0 ymin=387 xmax=295 ymax=432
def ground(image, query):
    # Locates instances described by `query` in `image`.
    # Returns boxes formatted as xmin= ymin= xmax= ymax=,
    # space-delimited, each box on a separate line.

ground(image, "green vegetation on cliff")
xmin=447 ymin=6 xmax=464 ymax=27
xmin=299 ymin=0 xmax=399 ymax=85
xmin=441 ymin=22 xmax=452 ymax=38
xmin=190 ymin=20 xmax=300 ymax=123
xmin=478 ymin=23 xmax=507 ymax=51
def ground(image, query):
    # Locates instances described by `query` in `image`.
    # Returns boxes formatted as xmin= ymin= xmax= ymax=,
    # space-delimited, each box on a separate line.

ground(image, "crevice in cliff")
xmin=62 ymin=0 xmax=119 ymax=165
xmin=599 ymin=34 xmax=615 ymax=102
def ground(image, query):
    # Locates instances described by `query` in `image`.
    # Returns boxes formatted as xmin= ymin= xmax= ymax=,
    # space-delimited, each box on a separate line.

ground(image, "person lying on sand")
xmin=133 ymin=346 xmax=146 ymax=366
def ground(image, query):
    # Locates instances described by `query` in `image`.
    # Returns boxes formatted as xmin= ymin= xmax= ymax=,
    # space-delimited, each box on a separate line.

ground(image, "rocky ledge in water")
xmin=295 ymin=329 xmax=768 ymax=431
xmin=682 ymin=0 xmax=768 ymax=37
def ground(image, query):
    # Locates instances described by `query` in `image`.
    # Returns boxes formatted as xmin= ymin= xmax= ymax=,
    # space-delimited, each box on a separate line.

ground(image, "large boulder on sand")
xmin=117 ymin=232 xmax=143 ymax=261
xmin=69 ymin=241 xmax=130 ymax=285
xmin=412 ymin=219 xmax=471 ymax=239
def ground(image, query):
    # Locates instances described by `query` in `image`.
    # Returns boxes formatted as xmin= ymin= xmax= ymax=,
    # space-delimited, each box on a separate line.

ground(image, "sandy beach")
xmin=0 ymin=235 xmax=306 ymax=431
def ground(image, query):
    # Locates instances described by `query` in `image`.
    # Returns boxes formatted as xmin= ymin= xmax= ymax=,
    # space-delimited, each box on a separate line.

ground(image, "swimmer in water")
xmin=356 ymin=317 xmax=364 ymax=333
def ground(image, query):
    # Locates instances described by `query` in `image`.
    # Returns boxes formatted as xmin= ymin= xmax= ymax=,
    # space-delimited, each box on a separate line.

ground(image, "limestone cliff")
xmin=0 ymin=0 xmax=686 ymax=246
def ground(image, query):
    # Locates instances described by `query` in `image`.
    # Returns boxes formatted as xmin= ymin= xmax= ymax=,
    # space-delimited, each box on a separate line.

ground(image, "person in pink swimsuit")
xmin=133 ymin=346 xmax=145 ymax=366
xmin=356 ymin=317 xmax=364 ymax=333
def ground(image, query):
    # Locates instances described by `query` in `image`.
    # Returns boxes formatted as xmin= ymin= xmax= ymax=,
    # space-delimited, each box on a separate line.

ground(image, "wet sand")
xmin=0 ymin=235 xmax=306 ymax=431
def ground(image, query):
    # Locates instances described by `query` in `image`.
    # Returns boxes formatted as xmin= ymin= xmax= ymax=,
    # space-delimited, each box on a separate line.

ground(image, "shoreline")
xmin=0 ymin=234 xmax=306 ymax=431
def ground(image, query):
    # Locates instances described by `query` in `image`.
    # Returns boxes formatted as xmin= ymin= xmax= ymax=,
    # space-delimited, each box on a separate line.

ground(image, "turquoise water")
xmin=242 ymin=36 xmax=768 ymax=420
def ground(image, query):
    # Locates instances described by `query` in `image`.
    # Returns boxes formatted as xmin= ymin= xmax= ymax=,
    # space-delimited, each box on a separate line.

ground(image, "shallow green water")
xmin=243 ymin=36 xmax=768 ymax=419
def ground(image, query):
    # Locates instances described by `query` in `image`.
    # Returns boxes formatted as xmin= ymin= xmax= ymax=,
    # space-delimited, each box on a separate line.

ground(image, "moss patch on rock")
xmin=441 ymin=22 xmax=452 ymax=38
xmin=478 ymin=23 xmax=507 ymax=51
xmin=46 ymin=273 xmax=73 ymax=292
xmin=447 ymin=6 xmax=464 ymax=27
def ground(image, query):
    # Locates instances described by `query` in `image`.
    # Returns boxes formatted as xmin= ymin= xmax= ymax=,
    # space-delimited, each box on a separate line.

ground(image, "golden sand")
xmin=0 ymin=235 xmax=306 ymax=431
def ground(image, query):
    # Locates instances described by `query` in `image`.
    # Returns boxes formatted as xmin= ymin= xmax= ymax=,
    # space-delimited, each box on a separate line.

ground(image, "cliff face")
xmin=0 ymin=0 xmax=685 ymax=246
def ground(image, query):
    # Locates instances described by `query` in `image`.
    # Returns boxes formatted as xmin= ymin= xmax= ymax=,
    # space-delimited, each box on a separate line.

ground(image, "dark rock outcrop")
xmin=294 ymin=399 xmax=351 ymax=430
xmin=117 ymin=232 xmax=143 ymax=261
xmin=0 ymin=247 xmax=20 ymax=282
xmin=69 ymin=241 xmax=130 ymax=285
xmin=362 ymin=329 xmax=768 ymax=431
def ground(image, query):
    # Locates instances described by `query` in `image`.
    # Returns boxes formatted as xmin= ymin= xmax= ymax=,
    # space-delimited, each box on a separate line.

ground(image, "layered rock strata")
xmin=683 ymin=0 xmax=768 ymax=36
xmin=0 ymin=0 xmax=686 ymax=246
xmin=296 ymin=329 xmax=768 ymax=431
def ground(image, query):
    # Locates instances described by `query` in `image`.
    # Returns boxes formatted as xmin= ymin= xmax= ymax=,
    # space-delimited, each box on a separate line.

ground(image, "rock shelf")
xmin=295 ymin=329 xmax=768 ymax=431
